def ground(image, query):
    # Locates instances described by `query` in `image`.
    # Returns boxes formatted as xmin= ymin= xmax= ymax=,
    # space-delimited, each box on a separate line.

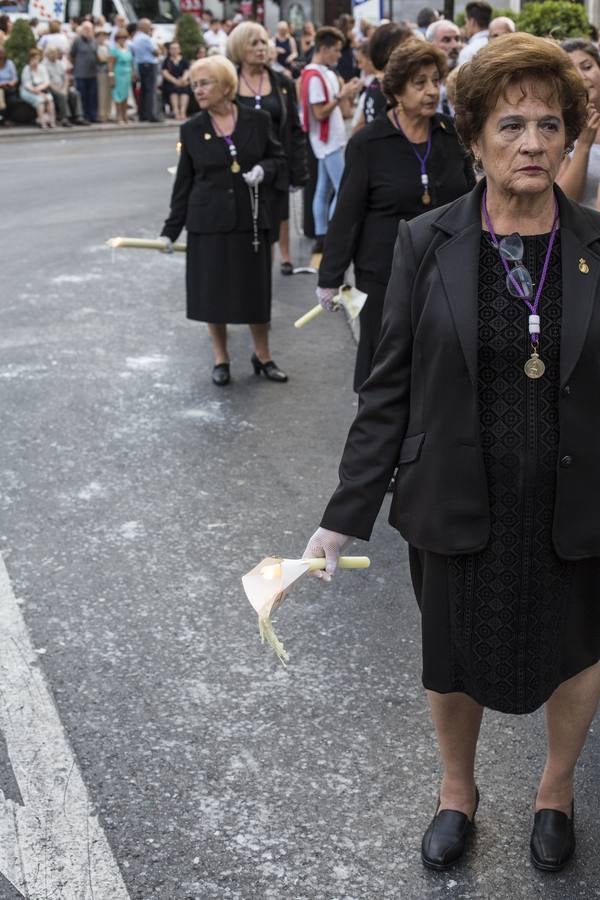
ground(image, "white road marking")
xmin=0 ymin=555 xmax=131 ymax=899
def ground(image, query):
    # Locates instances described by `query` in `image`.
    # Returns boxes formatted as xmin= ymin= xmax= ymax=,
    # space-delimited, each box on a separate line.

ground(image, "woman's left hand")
xmin=316 ymin=286 xmax=338 ymax=311
xmin=242 ymin=165 xmax=264 ymax=187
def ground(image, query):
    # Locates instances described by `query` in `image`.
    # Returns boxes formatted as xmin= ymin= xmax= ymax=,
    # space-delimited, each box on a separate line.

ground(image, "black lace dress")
xmin=409 ymin=232 xmax=600 ymax=714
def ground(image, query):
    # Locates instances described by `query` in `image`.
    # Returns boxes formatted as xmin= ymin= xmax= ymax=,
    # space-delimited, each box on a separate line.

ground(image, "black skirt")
xmin=409 ymin=233 xmax=600 ymax=715
xmin=354 ymin=276 xmax=386 ymax=392
xmin=185 ymin=230 xmax=271 ymax=324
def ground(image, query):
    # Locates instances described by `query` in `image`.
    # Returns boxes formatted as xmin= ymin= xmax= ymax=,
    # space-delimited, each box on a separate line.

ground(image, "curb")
xmin=0 ymin=119 xmax=180 ymax=142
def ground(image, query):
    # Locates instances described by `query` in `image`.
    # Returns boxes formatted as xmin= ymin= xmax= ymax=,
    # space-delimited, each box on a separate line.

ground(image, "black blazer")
xmin=318 ymin=114 xmax=475 ymax=289
xmin=161 ymin=103 xmax=287 ymax=241
xmin=321 ymin=180 xmax=600 ymax=561
xmin=240 ymin=68 xmax=308 ymax=189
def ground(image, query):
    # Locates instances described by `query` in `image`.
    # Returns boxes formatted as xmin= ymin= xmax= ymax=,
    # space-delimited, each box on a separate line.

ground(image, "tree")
xmin=4 ymin=18 xmax=36 ymax=75
xmin=516 ymin=0 xmax=590 ymax=39
xmin=174 ymin=14 xmax=204 ymax=63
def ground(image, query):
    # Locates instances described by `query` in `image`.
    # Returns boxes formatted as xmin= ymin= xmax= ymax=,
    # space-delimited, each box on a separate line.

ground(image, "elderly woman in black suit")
xmin=227 ymin=22 xmax=308 ymax=275
xmin=318 ymin=40 xmax=475 ymax=391
xmin=303 ymin=34 xmax=600 ymax=872
xmin=160 ymin=56 xmax=288 ymax=386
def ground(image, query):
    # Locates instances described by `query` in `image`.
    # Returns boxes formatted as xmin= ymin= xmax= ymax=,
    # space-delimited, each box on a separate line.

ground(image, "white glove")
xmin=302 ymin=527 xmax=351 ymax=582
xmin=316 ymin=286 xmax=338 ymax=312
xmin=242 ymin=165 xmax=265 ymax=187
xmin=158 ymin=236 xmax=173 ymax=254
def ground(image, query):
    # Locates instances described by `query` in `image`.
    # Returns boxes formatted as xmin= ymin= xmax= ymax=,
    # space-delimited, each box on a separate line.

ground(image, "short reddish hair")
xmin=455 ymin=33 xmax=588 ymax=156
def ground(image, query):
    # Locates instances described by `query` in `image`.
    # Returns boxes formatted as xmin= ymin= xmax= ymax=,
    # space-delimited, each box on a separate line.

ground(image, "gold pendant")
xmin=524 ymin=350 xmax=545 ymax=379
xmin=231 ymin=160 xmax=241 ymax=174
xmin=422 ymin=191 xmax=431 ymax=205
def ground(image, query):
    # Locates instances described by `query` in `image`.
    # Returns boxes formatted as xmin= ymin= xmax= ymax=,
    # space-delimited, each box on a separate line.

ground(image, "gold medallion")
xmin=579 ymin=257 xmax=589 ymax=274
xmin=231 ymin=160 xmax=241 ymax=173
xmin=204 ymin=133 xmax=212 ymax=141
xmin=524 ymin=350 xmax=545 ymax=379
xmin=422 ymin=191 xmax=431 ymax=205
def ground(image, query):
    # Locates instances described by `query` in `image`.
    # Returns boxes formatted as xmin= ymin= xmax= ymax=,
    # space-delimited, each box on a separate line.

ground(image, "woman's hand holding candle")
xmin=302 ymin=527 xmax=351 ymax=582
xmin=315 ymin=286 xmax=338 ymax=312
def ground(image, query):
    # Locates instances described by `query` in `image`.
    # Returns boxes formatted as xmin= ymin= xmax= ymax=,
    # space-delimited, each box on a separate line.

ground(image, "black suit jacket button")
xmin=562 ymin=385 xmax=571 ymax=396
xmin=560 ymin=455 xmax=573 ymax=467
xmin=228 ymin=188 xmax=234 ymax=194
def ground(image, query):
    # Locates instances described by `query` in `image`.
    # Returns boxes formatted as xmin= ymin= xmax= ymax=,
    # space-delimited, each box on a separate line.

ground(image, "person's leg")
xmin=207 ymin=323 xmax=228 ymax=364
xmin=46 ymin=95 xmax=56 ymax=126
xmin=426 ymin=690 xmax=484 ymax=816
xmin=68 ymin=86 xmax=83 ymax=120
xmin=536 ymin=661 xmax=600 ymax=815
xmin=180 ymin=92 xmax=189 ymax=119
xmin=248 ymin=323 xmax=271 ymax=362
xmin=148 ymin=63 xmax=158 ymax=120
xmin=278 ymin=218 xmax=291 ymax=264
xmin=312 ymin=157 xmax=333 ymax=239
xmin=323 ymin=146 xmax=346 ymax=221
xmin=51 ymin=89 xmax=67 ymax=122
xmin=171 ymin=92 xmax=180 ymax=119
xmin=89 ymin=77 xmax=98 ymax=123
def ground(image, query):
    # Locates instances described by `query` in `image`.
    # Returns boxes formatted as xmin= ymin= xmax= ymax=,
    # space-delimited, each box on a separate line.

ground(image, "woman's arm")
xmin=161 ymin=60 xmax=178 ymax=85
xmin=287 ymin=36 xmax=298 ymax=63
xmin=320 ymin=220 xmax=416 ymax=540
xmin=318 ymin=137 xmax=369 ymax=288
xmin=556 ymin=108 xmax=600 ymax=202
xmin=161 ymin=131 xmax=194 ymax=242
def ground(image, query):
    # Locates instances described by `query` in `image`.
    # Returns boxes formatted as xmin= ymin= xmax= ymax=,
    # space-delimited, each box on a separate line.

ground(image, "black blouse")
xmin=319 ymin=113 xmax=476 ymax=287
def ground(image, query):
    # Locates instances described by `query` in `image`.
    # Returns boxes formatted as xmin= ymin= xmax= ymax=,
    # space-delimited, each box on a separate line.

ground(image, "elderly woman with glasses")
xmin=227 ymin=21 xmax=307 ymax=275
xmin=159 ymin=56 xmax=288 ymax=386
xmin=301 ymin=34 xmax=600 ymax=873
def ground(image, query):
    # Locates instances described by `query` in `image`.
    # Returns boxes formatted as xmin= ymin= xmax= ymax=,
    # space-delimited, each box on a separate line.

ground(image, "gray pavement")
xmin=1 ymin=130 xmax=599 ymax=899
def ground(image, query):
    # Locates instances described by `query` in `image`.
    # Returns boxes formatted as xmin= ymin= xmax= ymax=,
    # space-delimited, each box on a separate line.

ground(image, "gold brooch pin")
xmin=204 ymin=133 xmax=212 ymax=141
xmin=579 ymin=258 xmax=590 ymax=274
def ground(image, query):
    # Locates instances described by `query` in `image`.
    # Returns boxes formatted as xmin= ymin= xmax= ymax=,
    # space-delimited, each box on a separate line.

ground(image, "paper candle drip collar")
xmin=242 ymin=555 xmax=371 ymax=665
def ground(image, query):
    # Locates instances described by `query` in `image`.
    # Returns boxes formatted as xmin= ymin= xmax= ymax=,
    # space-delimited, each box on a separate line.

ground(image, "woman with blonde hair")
xmin=228 ymin=21 xmax=307 ymax=275
xmin=159 ymin=56 xmax=288 ymax=385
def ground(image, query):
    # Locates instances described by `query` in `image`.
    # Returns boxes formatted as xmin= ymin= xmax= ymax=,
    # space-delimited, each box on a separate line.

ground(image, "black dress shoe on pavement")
xmin=251 ymin=354 xmax=288 ymax=382
xmin=530 ymin=802 xmax=575 ymax=871
xmin=421 ymin=788 xmax=479 ymax=870
xmin=212 ymin=363 xmax=230 ymax=386
xmin=280 ymin=261 xmax=294 ymax=275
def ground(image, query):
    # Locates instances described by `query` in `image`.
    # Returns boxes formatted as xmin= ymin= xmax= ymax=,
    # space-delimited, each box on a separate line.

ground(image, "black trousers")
xmin=353 ymin=276 xmax=386 ymax=393
xmin=138 ymin=63 xmax=157 ymax=121
xmin=75 ymin=77 xmax=97 ymax=122
xmin=50 ymin=88 xmax=82 ymax=121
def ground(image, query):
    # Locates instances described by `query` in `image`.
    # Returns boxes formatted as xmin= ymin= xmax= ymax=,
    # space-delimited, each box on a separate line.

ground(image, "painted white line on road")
xmin=0 ymin=555 xmax=130 ymax=899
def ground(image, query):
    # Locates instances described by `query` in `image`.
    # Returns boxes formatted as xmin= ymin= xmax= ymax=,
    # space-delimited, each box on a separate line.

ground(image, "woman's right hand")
xmin=157 ymin=236 xmax=174 ymax=253
xmin=578 ymin=103 xmax=600 ymax=147
xmin=302 ymin=527 xmax=351 ymax=582
xmin=316 ymin=286 xmax=338 ymax=311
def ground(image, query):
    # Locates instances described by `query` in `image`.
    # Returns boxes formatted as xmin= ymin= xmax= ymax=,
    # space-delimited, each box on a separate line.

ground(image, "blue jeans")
xmin=312 ymin=147 xmax=345 ymax=237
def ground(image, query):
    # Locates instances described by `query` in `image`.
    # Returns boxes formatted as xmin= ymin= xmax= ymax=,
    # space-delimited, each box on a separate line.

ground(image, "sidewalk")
xmin=0 ymin=117 xmax=179 ymax=141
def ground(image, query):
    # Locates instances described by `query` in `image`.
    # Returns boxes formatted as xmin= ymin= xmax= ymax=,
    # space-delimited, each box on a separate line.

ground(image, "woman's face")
xmin=191 ymin=70 xmax=229 ymax=110
xmin=243 ymin=34 xmax=268 ymax=67
xmin=568 ymin=49 xmax=600 ymax=107
xmin=396 ymin=64 xmax=440 ymax=118
xmin=169 ymin=42 xmax=180 ymax=57
xmin=472 ymin=80 xmax=566 ymax=198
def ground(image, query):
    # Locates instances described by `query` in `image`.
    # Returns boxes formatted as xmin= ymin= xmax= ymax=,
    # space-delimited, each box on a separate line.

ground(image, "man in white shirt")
xmin=300 ymin=26 xmax=360 ymax=252
xmin=457 ymin=0 xmax=492 ymax=67
xmin=203 ymin=18 xmax=227 ymax=54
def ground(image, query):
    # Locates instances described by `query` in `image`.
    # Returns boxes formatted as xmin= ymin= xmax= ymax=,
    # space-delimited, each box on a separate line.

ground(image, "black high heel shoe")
xmin=212 ymin=363 xmax=230 ymax=386
xmin=251 ymin=354 xmax=288 ymax=383
xmin=530 ymin=801 xmax=575 ymax=871
xmin=421 ymin=787 xmax=479 ymax=870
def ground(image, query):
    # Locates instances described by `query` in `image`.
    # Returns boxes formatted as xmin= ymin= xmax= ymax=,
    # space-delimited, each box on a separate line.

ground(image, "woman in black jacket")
xmin=160 ymin=56 xmax=288 ymax=386
xmin=317 ymin=40 xmax=475 ymax=390
xmin=228 ymin=22 xmax=308 ymax=275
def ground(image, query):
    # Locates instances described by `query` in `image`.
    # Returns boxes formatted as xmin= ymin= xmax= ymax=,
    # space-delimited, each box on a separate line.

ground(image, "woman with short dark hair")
xmin=304 ymin=33 xmax=600 ymax=872
xmin=317 ymin=40 xmax=475 ymax=390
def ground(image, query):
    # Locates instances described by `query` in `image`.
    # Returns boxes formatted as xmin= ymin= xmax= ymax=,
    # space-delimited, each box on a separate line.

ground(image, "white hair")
xmin=425 ymin=19 xmax=460 ymax=42
xmin=490 ymin=16 xmax=516 ymax=33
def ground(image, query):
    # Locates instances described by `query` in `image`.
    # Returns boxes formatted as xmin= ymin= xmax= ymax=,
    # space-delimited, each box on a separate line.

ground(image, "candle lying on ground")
xmin=242 ymin=555 xmax=370 ymax=665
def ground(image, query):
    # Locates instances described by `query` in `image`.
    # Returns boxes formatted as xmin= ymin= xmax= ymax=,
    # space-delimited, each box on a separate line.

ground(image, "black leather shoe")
xmin=421 ymin=788 xmax=479 ymax=870
xmin=280 ymin=261 xmax=294 ymax=275
xmin=212 ymin=363 xmax=230 ymax=386
xmin=251 ymin=354 xmax=288 ymax=382
xmin=530 ymin=802 xmax=575 ymax=871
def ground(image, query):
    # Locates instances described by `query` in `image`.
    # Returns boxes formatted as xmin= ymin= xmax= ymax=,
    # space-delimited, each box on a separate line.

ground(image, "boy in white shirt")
xmin=300 ymin=26 xmax=361 ymax=252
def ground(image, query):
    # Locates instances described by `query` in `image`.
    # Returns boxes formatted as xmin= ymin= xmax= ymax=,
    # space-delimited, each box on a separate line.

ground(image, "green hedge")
xmin=174 ymin=13 xmax=204 ymax=62
xmin=516 ymin=0 xmax=590 ymax=38
xmin=4 ymin=18 xmax=36 ymax=75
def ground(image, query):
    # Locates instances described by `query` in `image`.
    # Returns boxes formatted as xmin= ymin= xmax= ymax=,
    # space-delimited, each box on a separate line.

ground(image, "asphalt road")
xmin=1 ymin=129 xmax=599 ymax=899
